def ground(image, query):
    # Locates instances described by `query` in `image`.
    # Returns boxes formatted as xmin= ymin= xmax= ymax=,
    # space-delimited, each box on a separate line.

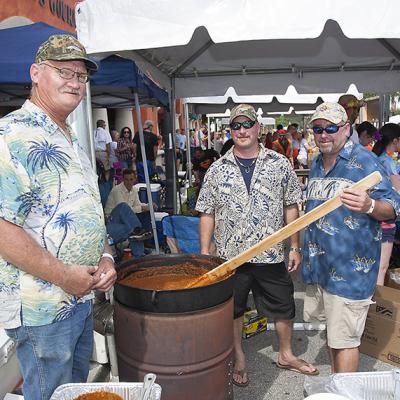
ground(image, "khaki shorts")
xmin=96 ymin=151 xmax=111 ymax=171
xmin=303 ymin=285 xmax=373 ymax=349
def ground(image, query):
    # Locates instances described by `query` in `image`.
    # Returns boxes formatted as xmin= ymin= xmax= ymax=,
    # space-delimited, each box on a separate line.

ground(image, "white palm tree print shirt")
xmin=0 ymin=101 xmax=106 ymax=328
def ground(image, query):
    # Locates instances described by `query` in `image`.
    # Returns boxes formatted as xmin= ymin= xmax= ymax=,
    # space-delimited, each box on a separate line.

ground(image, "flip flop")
xmin=232 ymin=369 xmax=249 ymax=387
xmin=276 ymin=359 xmax=319 ymax=376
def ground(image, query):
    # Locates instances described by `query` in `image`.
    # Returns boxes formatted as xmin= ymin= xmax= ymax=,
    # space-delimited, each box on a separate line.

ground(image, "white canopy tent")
xmin=76 ymin=0 xmax=400 ymax=97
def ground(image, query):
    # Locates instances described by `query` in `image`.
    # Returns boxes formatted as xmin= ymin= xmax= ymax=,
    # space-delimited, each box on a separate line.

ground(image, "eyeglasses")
xmin=41 ymin=63 xmax=90 ymax=83
xmin=312 ymin=124 xmax=344 ymax=135
xmin=230 ymin=120 xmax=256 ymax=130
xmin=123 ymin=130 xmax=130 ymax=134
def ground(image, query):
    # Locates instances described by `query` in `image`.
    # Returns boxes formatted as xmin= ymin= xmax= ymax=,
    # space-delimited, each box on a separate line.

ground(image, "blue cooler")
xmin=135 ymin=183 xmax=161 ymax=209
xmin=155 ymin=212 xmax=169 ymax=246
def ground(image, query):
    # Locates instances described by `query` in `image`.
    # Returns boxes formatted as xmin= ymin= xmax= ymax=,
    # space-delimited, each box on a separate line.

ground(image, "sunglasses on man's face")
xmin=230 ymin=120 xmax=256 ymax=130
xmin=312 ymin=124 xmax=344 ymax=135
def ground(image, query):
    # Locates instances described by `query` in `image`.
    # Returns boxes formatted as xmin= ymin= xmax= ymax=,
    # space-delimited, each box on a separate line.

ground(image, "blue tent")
xmin=0 ymin=22 xmax=169 ymax=108
xmin=91 ymin=55 xmax=169 ymax=108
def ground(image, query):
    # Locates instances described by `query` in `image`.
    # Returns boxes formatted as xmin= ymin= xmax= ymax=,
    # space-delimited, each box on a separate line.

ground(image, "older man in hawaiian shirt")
xmin=0 ymin=35 xmax=117 ymax=400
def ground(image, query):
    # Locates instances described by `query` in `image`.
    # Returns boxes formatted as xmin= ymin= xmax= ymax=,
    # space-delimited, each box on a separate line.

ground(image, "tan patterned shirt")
xmin=196 ymin=144 xmax=302 ymax=263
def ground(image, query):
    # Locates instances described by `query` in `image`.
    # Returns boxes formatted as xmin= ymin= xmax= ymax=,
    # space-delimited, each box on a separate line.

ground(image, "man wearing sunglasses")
xmin=302 ymin=102 xmax=400 ymax=373
xmin=196 ymin=104 xmax=318 ymax=387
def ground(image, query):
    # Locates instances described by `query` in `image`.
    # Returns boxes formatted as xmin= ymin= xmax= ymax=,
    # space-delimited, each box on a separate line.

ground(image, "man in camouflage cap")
xmin=0 ymin=35 xmax=116 ymax=399
xmin=196 ymin=103 xmax=318 ymax=386
xmin=302 ymin=102 xmax=400 ymax=373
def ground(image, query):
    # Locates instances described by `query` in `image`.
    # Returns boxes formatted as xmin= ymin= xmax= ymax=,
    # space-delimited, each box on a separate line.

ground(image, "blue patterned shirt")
xmin=0 ymin=101 xmax=105 ymax=328
xmin=378 ymin=152 xmax=398 ymax=176
xmin=302 ymin=140 xmax=400 ymax=300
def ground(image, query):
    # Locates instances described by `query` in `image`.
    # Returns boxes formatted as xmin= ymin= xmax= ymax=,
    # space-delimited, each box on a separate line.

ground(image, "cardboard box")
xmin=242 ymin=309 xmax=267 ymax=339
xmin=360 ymin=285 xmax=400 ymax=367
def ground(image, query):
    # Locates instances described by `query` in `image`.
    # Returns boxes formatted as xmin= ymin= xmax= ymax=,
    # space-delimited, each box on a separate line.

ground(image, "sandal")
xmin=232 ymin=369 xmax=249 ymax=387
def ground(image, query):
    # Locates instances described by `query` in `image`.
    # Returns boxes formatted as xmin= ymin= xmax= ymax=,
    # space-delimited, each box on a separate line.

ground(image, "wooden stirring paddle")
xmin=185 ymin=171 xmax=382 ymax=288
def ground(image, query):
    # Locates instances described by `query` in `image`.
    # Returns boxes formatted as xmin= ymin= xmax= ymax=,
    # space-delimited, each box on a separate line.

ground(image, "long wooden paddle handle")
xmin=187 ymin=171 xmax=382 ymax=288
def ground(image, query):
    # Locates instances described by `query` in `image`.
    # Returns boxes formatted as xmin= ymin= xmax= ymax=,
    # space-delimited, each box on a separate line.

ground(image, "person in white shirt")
xmin=297 ymin=130 xmax=314 ymax=168
xmin=110 ymin=129 xmax=119 ymax=166
xmin=105 ymin=169 xmax=154 ymax=257
xmin=176 ymin=128 xmax=187 ymax=170
xmin=214 ymin=131 xmax=224 ymax=155
xmin=94 ymin=119 xmax=113 ymax=177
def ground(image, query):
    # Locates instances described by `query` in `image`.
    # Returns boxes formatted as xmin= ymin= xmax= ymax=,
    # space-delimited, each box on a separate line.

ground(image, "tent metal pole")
xmin=379 ymin=94 xmax=390 ymax=126
xmin=85 ymin=82 xmax=96 ymax=169
xmin=171 ymin=78 xmax=178 ymax=214
xmin=207 ymin=116 xmax=211 ymax=149
xmin=184 ymin=103 xmax=192 ymax=186
xmin=133 ymin=92 xmax=160 ymax=254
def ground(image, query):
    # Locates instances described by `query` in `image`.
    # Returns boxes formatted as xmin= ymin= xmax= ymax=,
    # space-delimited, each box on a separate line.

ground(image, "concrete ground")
xmin=233 ymin=268 xmax=394 ymax=400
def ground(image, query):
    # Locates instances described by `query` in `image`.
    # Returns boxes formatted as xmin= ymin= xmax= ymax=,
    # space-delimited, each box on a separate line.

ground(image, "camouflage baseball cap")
xmin=310 ymin=102 xmax=348 ymax=125
xmin=35 ymin=35 xmax=98 ymax=72
xmin=229 ymin=104 xmax=257 ymax=123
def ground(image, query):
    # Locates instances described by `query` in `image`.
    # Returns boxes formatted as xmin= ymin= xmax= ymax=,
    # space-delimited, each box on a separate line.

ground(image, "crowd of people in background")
xmin=95 ymin=119 xmax=163 ymax=185
xmin=94 ymin=95 xmax=400 ymax=216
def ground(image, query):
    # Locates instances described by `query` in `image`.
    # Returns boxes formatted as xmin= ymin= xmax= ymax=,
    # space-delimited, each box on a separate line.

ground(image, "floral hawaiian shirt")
xmin=196 ymin=144 xmax=302 ymax=263
xmin=0 ymin=101 xmax=106 ymax=328
xmin=302 ymin=140 xmax=400 ymax=300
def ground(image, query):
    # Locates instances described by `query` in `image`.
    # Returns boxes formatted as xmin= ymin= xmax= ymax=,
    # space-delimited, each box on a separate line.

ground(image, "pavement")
xmin=232 ymin=268 xmax=394 ymax=400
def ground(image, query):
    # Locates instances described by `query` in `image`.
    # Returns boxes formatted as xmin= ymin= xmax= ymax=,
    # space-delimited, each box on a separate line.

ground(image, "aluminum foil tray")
xmin=304 ymin=369 xmax=400 ymax=400
xmin=50 ymin=382 xmax=162 ymax=400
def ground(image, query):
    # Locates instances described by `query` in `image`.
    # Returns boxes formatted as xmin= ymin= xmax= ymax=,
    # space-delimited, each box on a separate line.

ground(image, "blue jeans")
xmin=106 ymin=202 xmax=144 ymax=257
xmin=137 ymin=160 xmax=156 ymax=183
xmin=6 ymin=301 xmax=93 ymax=400
xmin=121 ymin=159 xmax=132 ymax=169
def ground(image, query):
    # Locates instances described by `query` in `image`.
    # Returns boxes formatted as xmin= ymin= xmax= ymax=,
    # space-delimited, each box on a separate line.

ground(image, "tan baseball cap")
xmin=229 ymin=104 xmax=257 ymax=123
xmin=310 ymin=102 xmax=348 ymax=125
xmin=35 ymin=34 xmax=98 ymax=72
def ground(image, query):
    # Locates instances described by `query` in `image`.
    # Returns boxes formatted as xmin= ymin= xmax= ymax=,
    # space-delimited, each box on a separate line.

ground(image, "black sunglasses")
xmin=230 ymin=120 xmax=256 ymax=130
xmin=123 ymin=130 xmax=130 ymax=133
xmin=312 ymin=124 xmax=344 ymax=135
